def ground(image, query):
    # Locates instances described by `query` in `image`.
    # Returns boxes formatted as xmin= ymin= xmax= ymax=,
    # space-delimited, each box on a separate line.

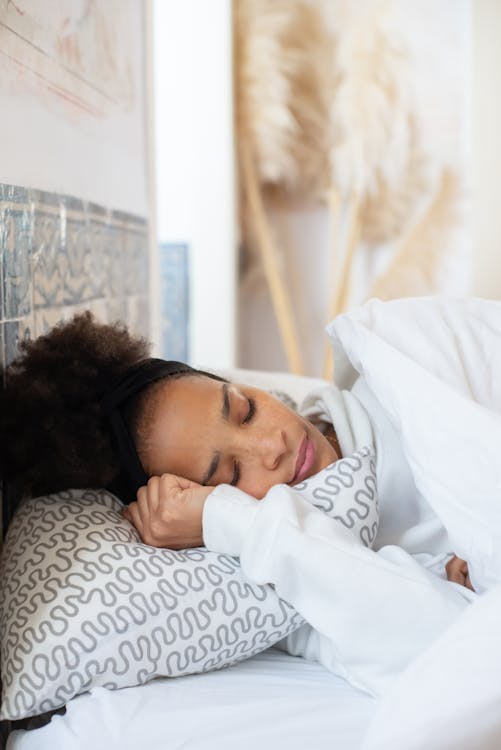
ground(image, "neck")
xmin=324 ymin=422 xmax=342 ymax=459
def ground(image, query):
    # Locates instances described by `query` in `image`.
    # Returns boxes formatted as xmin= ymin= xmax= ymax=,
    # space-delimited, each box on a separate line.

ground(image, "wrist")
xmin=202 ymin=484 xmax=259 ymax=556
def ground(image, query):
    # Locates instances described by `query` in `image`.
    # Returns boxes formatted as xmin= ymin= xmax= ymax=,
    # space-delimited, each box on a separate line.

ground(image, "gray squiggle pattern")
xmin=294 ymin=447 xmax=379 ymax=547
xmin=0 ymin=489 xmax=304 ymax=721
xmin=0 ymin=447 xmax=379 ymax=721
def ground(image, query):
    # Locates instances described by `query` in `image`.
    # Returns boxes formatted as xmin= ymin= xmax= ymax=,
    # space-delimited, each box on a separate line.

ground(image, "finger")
xmin=161 ymin=472 xmax=203 ymax=490
xmin=126 ymin=501 xmax=144 ymax=537
xmin=446 ymin=557 xmax=474 ymax=589
xmin=446 ymin=556 xmax=460 ymax=576
xmin=136 ymin=482 xmax=153 ymax=529
xmin=446 ymin=559 xmax=465 ymax=585
xmin=146 ymin=475 xmax=161 ymax=515
xmin=465 ymin=572 xmax=475 ymax=591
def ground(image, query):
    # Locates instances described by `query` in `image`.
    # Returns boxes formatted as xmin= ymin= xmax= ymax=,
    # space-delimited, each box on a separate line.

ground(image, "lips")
xmin=292 ymin=433 xmax=316 ymax=483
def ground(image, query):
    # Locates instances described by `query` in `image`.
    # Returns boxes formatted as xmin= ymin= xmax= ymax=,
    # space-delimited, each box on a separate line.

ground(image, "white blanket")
xmin=363 ymin=583 xmax=501 ymax=750
xmin=328 ymin=296 xmax=501 ymax=592
xmin=328 ymin=296 xmax=501 ymax=748
xmin=203 ymin=297 xmax=501 ymax=701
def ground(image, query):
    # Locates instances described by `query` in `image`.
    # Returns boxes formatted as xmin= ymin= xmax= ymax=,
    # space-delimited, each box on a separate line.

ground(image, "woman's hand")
xmin=122 ymin=474 xmax=213 ymax=549
xmin=446 ymin=555 xmax=475 ymax=591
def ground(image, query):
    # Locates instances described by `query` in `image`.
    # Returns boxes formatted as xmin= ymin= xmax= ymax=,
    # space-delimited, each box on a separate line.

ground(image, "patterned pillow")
xmin=0 ymin=489 xmax=304 ymax=721
xmin=294 ymin=446 xmax=379 ymax=548
xmin=0 ymin=454 xmax=379 ymax=722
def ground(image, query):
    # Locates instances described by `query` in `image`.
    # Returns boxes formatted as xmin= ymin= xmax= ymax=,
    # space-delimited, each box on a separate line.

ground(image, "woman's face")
xmin=141 ymin=375 xmax=339 ymax=499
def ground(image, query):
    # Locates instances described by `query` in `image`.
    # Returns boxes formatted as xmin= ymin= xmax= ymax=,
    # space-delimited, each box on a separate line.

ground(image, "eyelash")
xmin=230 ymin=397 xmax=256 ymax=486
xmin=243 ymin=397 xmax=256 ymax=424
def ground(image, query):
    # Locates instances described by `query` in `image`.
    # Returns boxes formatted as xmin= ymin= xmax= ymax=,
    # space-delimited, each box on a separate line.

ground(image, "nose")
xmin=256 ymin=428 xmax=287 ymax=471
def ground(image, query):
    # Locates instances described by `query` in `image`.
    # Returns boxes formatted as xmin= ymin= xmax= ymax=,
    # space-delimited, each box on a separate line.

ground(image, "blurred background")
xmin=0 ymin=0 xmax=499 ymax=384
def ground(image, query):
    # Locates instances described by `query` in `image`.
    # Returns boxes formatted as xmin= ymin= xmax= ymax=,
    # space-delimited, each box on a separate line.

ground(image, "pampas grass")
xmin=236 ymin=0 xmax=414 ymax=204
xmin=235 ymin=0 xmax=336 ymax=371
xmin=360 ymin=114 xmax=432 ymax=246
xmin=239 ymin=136 xmax=305 ymax=372
xmin=367 ymin=168 xmax=461 ymax=300
xmin=326 ymin=0 xmax=412 ymax=199
xmin=234 ymin=0 xmax=462 ymax=374
xmin=235 ymin=0 xmax=333 ymax=199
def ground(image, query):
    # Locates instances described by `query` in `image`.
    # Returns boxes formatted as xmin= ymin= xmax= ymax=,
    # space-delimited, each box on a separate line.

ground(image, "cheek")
xmin=239 ymin=477 xmax=273 ymax=501
xmin=315 ymin=431 xmax=338 ymax=468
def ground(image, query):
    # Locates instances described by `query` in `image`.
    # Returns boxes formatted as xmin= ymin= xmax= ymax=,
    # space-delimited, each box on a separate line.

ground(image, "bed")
xmin=7 ymin=648 xmax=375 ymax=750
xmin=4 ymin=296 xmax=501 ymax=750
xmin=5 ymin=366 xmax=374 ymax=750
xmin=9 ymin=584 xmax=501 ymax=750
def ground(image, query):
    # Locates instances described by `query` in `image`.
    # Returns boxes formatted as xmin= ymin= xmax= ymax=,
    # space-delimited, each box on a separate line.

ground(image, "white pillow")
xmin=0 ymin=489 xmax=304 ymax=721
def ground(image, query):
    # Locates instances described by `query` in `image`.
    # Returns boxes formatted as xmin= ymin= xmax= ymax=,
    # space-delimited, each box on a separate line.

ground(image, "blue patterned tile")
xmin=122 ymin=224 xmax=149 ymax=297
xmin=105 ymin=297 xmax=128 ymax=325
xmin=0 ymin=322 xmax=4 ymax=383
xmin=126 ymin=295 xmax=150 ymax=339
xmin=63 ymin=299 xmax=108 ymax=323
xmin=33 ymin=303 xmax=103 ymax=338
xmin=1 ymin=202 xmax=33 ymax=319
xmin=0 ymin=183 xmax=29 ymax=204
xmin=34 ymin=307 xmax=65 ymax=337
xmin=64 ymin=214 xmax=94 ymax=305
xmin=4 ymin=318 xmax=33 ymax=368
xmin=1 ymin=181 xmax=150 ymax=537
xmin=89 ymin=213 xmax=115 ymax=299
xmin=32 ymin=207 xmax=65 ymax=309
xmin=160 ymin=243 xmax=189 ymax=361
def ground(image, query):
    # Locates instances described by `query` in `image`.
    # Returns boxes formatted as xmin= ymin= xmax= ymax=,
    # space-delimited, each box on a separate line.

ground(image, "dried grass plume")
xmin=367 ymin=168 xmax=462 ymax=300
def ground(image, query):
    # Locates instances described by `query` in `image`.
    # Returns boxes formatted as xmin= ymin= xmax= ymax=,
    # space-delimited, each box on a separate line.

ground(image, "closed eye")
xmin=231 ymin=399 xmax=255 ymax=486
xmin=230 ymin=462 xmax=240 ymax=486
xmin=243 ymin=397 xmax=256 ymax=424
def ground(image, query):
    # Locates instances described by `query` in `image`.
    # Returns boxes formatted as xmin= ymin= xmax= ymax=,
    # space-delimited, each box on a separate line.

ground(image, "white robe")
xmin=202 ymin=297 xmax=500 ymax=696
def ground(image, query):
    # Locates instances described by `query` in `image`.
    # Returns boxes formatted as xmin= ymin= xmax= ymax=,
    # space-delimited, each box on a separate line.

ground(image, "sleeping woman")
xmin=1 ymin=297 xmax=495 ymax=697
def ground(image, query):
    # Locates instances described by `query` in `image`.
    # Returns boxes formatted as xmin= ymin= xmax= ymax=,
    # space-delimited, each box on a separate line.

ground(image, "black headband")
xmin=101 ymin=358 xmax=195 ymax=502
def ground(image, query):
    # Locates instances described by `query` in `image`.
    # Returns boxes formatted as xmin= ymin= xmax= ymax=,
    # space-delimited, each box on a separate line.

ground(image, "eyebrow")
xmin=201 ymin=384 xmax=230 ymax=485
xmin=221 ymin=382 xmax=230 ymax=421
xmin=201 ymin=451 xmax=220 ymax=486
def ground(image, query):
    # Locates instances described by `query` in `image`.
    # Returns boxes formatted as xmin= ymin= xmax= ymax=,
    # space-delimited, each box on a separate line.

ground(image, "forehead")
xmin=153 ymin=374 xmax=222 ymax=426
xmin=144 ymin=375 xmax=224 ymax=475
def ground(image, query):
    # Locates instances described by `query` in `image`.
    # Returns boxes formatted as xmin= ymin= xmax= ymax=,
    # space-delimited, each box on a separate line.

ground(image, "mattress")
xmin=7 ymin=648 xmax=376 ymax=750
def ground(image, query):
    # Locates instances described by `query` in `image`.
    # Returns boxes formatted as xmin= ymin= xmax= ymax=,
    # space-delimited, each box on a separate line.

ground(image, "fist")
xmin=122 ymin=474 xmax=213 ymax=549
xmin=446 ymin=555 xmax=474 ymax=591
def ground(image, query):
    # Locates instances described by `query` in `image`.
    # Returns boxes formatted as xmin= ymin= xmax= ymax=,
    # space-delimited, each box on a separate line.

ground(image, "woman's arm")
xmin=123 ymin=474 xmax=213 ymax=549
xmin=125 ymin=474 xmax=475 ymax=696
xmin=202 ymin=483 xmax=475 ymax=696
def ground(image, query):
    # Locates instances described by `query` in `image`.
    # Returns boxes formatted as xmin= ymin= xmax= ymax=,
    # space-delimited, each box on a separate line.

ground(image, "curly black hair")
xmin=0 ymin=312 xmax=159 ymax=499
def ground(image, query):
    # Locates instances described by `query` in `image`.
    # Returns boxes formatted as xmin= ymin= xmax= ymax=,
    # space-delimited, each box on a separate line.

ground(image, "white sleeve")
xmin=202 ymin=483 xmax=475 ymax=697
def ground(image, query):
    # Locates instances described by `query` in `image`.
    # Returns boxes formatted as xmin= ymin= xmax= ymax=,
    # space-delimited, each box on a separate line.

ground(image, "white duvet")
xmin=328 ymin=296 xmax=501 ymax=749
xmin=329 ymin=296 xmax=501 ymax=593
xmin=12 ymin=297 xmax=501 ymax=750
xmin=204 ymin=297 xmax=501 ymax=734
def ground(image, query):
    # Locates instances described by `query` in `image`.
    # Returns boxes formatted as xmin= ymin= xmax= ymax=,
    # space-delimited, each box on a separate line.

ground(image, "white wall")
xmin=0 ymin=1 xmax=147 ymax=215
xmin=153 ymin=0 xmax=237 ymax=368
xmin=472 ymin=0 xmax=501 ymax=299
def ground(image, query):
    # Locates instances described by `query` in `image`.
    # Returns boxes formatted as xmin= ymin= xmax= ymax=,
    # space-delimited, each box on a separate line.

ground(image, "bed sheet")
xmin=8 ymin=648 xmax=376 ymax=750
